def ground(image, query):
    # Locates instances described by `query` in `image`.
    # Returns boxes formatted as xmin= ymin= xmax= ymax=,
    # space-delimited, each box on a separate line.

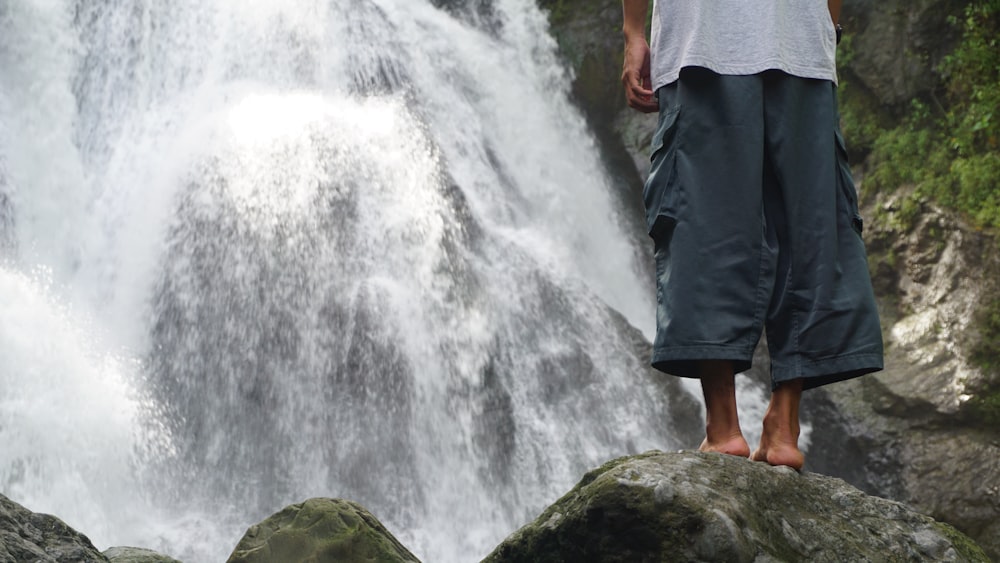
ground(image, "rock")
xmin=484 ymin=451 xmax=989 ymax=563
xmin=226 ymin=498 xmax=419 ymax=563
xmin=807 ymin=191 xmax=1000 ymax=560
xmin=841 ymin=0 xmax=966 ymax=111
xmin=103 ymin=546 xmax=182 ymax=563
xmin=865 ymin=192 xmax=1000 ymax=414
xmin=0 ymin=493 xmax=108 ymax=563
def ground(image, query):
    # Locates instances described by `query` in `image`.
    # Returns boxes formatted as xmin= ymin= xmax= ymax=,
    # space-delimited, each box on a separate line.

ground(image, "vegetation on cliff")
xmin=843 ymin=0 xmax=1000 ymax=231
xmin=840 ymin=0 xmax=1000 ymax=384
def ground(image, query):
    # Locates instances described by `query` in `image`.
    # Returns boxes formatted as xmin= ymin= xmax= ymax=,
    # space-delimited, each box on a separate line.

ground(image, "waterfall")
xmin=0 ymin=1 xmax=706 ymax=561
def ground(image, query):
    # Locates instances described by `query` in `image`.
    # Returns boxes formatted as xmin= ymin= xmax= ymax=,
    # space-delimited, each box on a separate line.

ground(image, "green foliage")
xmin=840 ymin=2 xmax=1000 ymax=380
xmin=966 ymin=389 xmax=1000 ymax=426
xmin=835 ymin=36 xmax=892 ymax=159
xmin=971 ymin=298 xmax=1000 ymax=372
xmin=859 ymin=0 xmax=1000 ymax=230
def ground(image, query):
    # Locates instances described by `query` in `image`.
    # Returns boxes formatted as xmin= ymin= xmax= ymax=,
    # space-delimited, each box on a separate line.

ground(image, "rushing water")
xmin=0 ymin=1 xmax=742 ymax=561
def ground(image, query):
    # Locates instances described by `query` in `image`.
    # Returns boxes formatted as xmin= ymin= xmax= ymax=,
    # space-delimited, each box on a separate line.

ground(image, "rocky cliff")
xmin=538 ymin=0 xmax=1000 ymax=559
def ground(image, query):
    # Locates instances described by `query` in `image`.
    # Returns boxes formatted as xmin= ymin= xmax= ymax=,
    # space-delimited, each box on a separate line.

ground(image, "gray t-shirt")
xmin=650 ymin=1 xmax=838 ymax=91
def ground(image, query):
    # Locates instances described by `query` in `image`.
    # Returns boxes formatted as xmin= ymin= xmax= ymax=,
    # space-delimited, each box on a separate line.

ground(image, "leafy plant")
xmin=859 ymin=0 xmax=1000 ymax=230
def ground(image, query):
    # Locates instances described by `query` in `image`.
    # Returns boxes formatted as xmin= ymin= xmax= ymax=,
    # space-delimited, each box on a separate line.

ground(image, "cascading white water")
xmin=0 ymin=1 xmax=773 ymax=561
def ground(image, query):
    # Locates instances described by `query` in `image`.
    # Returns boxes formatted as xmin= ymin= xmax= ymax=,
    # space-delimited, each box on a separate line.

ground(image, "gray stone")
xmin=103 ymin=546 xmax=182 ymax=563
xmin=226 ymin=498 xmax=419 ymax=563
xmin=0 ymin=493 xmax=108 ymax=563
xmin=842 ymin=0 xmax=967 ymax=110
xmin=484 ymin=451 xmax=989 ymax=563
xmin=810 ymin=191 xmax=1000 ymax=560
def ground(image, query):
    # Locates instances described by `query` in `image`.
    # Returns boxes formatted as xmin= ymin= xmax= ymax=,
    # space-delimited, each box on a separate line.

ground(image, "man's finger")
xmin=621 ymin=68 xmax=655 ymax=111
xmin=625 ymin=74 xmax=658 ymax=112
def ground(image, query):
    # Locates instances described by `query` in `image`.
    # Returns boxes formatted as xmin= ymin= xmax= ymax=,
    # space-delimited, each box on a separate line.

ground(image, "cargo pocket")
xmin=834 ymin=124 xmax=864 ymax=236
xmin=643 ymin=106 xmax=681 ymax=239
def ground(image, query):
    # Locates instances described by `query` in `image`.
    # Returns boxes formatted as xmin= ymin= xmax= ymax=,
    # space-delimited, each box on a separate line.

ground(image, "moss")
xmin=836 ymin=36 xmax=896 ymax=162
xmin=971 ymin=297 xmax=1000 ymax=373
xmin=860 ymin=1 xmax=1000 ymax=231
xmin=483 ymin=452 xmax=699 ymax=563
xmin=931 ymin=521 xmax=992 ymax=562
xmin=486 ymin=452 xmax=994 ymax=562
xmin=966 ymin=391 xmax=1000 ymax=426
xmin=226 ymin=499 xmax=417 ymax=563
xmin=574 ymin=450 xmax=659 ymax=489
xmin=843 ymin=1 xmax=1000 ymax=385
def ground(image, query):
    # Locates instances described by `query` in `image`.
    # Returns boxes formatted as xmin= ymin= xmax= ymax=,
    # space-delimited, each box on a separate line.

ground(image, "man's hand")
xmin=621 ymin=0 xmax=658 ymax=113
xmin=622 ymin=38 xmax=658 ymax=113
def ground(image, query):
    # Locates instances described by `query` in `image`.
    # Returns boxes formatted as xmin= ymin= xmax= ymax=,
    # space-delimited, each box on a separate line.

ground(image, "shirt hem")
xmin=653 ymin=58 xmax=838 ymax=92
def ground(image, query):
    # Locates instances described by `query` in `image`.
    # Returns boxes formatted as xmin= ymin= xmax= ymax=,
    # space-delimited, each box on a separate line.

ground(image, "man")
xmin=621 ymin=0 xmax=884 ymax=470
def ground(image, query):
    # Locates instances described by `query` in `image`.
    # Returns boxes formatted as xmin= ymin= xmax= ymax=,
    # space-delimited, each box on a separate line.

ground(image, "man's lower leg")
xmin=751 ymin=377 xmax=805 ymax=470
xmin=698 ymin=360 xmax=750 ymax=457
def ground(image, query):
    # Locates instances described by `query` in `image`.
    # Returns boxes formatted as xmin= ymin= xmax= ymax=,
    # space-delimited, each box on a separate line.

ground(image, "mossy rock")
xmin=226 ymin=498 xmax=419 ymax=563
xmin=103 ymin=546 xmax=181 ymax=563
xmin=483 ymin=451 xmax=989 ymax=563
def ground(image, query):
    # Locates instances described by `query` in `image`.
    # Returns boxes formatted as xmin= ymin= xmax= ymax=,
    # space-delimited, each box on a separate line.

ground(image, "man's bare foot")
xmin=698 ymin=361 xmax=749 ymax=458
xmin=700 ymin=434 xmax=751 ymax=457
xmin=750 ymin=440 xmax=804 ymax=470
xmin=751 ymin=379 xmax=805 ymax=470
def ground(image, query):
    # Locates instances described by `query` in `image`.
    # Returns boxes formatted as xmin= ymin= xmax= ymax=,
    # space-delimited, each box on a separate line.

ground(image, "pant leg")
xmin=761 ymin=71 xmax=884 ymax=389
xmin=647 ymin=68 xmax=774 ymax=378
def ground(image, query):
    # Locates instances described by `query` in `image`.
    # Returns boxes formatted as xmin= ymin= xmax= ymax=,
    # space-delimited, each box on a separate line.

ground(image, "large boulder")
xmin=226 ymin=498 xmax=419 ymax=563
xmin=484 ymin=451 xmax=988 ymax=562
xmin=0 ymin=493 xmax=108 ymax=563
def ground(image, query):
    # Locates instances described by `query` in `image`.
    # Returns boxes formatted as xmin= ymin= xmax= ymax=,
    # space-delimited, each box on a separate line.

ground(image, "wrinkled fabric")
xmin=646 ymin=68 xmax=883 ymax=390
xmin=650 ymin=0 xmax=838 ymax=91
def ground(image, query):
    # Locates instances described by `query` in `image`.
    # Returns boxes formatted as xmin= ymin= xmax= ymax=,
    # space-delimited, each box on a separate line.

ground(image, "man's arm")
xmin=828 ymin=0 xmax=841 ymax=25
xmin=622 ymin=0 xmax=658 ymax=113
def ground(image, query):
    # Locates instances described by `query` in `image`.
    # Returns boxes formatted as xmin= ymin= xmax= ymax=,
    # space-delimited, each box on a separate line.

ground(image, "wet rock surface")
xmin=226 ymin=497 xmax=419 ymax=563
xmin=0 ymin=493 xmax=108 ymax=563
xmin=102 ymin=546 xmax=182 ymax=563
xmin=484 ymin=451 xmax=989 ymax=563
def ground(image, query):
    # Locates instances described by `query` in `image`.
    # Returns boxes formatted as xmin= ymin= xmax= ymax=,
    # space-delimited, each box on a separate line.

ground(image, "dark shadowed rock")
xmin=484 ymin=451 xmax=988 ymax=563
xmin=103 ymin=546 xmax=181 ymax=563
xmin=226 ymin=498 xmax=419 ymax=563
xmin=841 ymin=0 xmax=967 ymax=111
xmin=0 ymin=493 xmax=108 ymax=563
